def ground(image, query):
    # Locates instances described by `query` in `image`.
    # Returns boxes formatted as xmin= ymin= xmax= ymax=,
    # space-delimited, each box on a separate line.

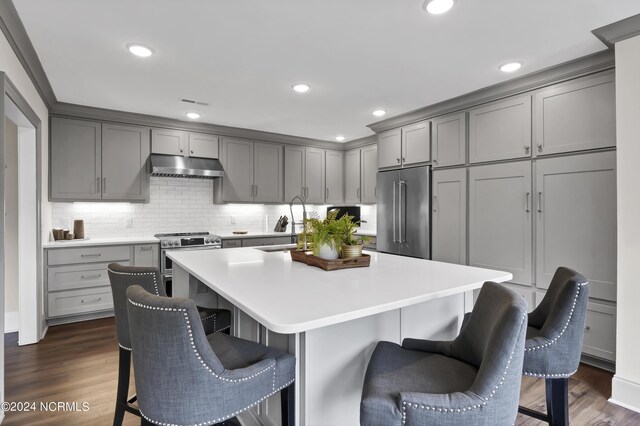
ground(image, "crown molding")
xmin=367 ymin=49 xmax=615 ymax=134
xmin=343 ymin=134 xmax=377 ymax=150
xmin=593 ymin=13 xmax=640 ymax=49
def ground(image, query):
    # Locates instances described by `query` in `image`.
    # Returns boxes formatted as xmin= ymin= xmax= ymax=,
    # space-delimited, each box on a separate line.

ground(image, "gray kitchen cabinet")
xmin=469 ymin=161 xmax=532 ymax=285
xmin=361 ymin=144 xmax=378 ymax=204
xmin=432 ymin=112 xmax=466 ymax=167
xmin=151 ymin=128 xmax=186 ymax=156
xmin=534 ymin=71 xmax=616 ymax=156
xmin=284 ymin=145 xmax=305 ymax=201
xmin=469 ymin=95 xmax=532 ymax=164
xmin=535 ymin=151 xmax=617 ymax=301
xmin=241 ymin=236 xmax=294 ymax=247
xmin=305 ymin=147 xmax=325 ymax=204
xmin=133 ymin=243 xmax=159 ymax=267
xmin=222 ymin=138 xmax=282 ymax=203
xmin=432 ymin=168 xmax=467 ymax=265
xmin=50 ymin=117 xmax=102 ymax=201
xmin=222 ymin=239 xmax=242 ymax=249
xmin=221 ymin=137 xmax=254 ymax=202
xmin=253 ymin=142 xmax=283 ymax=203
xmin=325 ymin=150 xmax=344 ymax=204
xmin=344 ymin=149 xmax=361 ymax=204
xmin=402 ymin=120 xmax=431 ymax=166
xmin=101 ymin=123 xmax=150 ymax=201
xmin=188 ymin=132 xmax=219 ymax=159
xmin=377 ymin=128 xmax=402 ymax=169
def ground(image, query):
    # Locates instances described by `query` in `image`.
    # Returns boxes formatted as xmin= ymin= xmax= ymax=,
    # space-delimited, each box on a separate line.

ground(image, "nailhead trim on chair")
xmin=118 ymin=343 xmax=132 ymax=351
xmin=127 ymin=299 xmax=276 ymax=383
xmin=138 ymin=379 xmax=295 ymax=426
xmin=108 ymin=268 xmax=160 ymax=295
xmin=522 ymin=368 xmax=578 ymax=378
xmin=400 ymin=313 xmax=527 ymax=424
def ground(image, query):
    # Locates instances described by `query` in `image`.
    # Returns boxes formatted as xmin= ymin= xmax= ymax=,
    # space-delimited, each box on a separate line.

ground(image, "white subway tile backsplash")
xmin=51 ymin=177 xmax=376 ymax=239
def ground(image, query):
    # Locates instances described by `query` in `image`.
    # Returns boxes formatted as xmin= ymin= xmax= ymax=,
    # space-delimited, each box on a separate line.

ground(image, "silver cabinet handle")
xmin=80 ymin=253 xmax=101 ymax=258
xmin=96 ymin=177 xmax=101 ymax=193
xmin=392 ymin=181 xmax=397 ymax=243
xmin=398 ymin=181 xmax=405 ymax=243
xmin=139 ymin=246 xmax=153 ymax=251
xmin=402 ymin=157 xmax=406 ymax=163
xmin=374 ymin=186 xmax=377 ymax=197
xmin=537 ymin=192 xmax=543 ymax=213
xmin=537 ymin=144 xmax=543 ymax=152
xmin=396 ymin=158 xmax=400 ymax=163
xmin=254 ymin=184 xmax=258 ymax=198
xmin=103 ymin=177 xmax=107 ymax=193
xmin=357 ymin=187 xmax=361 ymax=200
xmin=433 ymin=195 xmax=438 ymax=212
xmin=525 ymin=192 xmax=530 ymax=212
xmin=524 ymin=146 xmax=530 ymax=154
xmin=81 ymin=274 xmax=101 ymax=279
xmin=81 ymin=297 xmax=102 ymax=304
xmin=325 ymin=188 xmax=329 ymax=200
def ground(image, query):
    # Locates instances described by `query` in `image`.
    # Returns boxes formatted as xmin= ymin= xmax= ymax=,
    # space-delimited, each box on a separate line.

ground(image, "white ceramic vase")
xmin=317 ymin=243 xmax=339 ymax=260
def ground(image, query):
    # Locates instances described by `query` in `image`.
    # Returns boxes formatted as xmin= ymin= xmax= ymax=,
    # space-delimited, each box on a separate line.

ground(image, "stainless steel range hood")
xmin=150 ymin=154 xmax=224 ymax=179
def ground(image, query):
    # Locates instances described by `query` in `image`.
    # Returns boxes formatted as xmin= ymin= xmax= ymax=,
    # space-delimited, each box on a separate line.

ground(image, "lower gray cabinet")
xmin=133 ymin=244 xmax=159 ymax=267
xmin=432 ymin=168 xmax=466 ymax=265
xmin=469 ymin=161 xmax=532 ymax=285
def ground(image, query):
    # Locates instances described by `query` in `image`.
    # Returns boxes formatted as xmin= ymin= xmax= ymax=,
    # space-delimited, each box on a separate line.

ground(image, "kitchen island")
xmin=169 ymin=248 xmax=511 ymax=426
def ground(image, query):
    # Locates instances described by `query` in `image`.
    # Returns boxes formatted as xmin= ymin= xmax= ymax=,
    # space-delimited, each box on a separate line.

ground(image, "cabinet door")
xmin=534 ymin=72 xmax=615 ymax=156
xmin=469 ymin=95 xmax=532 ymax=163
xmin=344 ymin=149 xmax=361 ymax=204
xmin=221 ymin=138 xmax=254 ymax=202
xmin=535 ymin=152 xmax=616 ymax=301
xmin=188 ymin=132 xmax=219 ymax=159
xmin=254 ymin=142 xmax=283 ymax=203
xmin=284 ymin=145 xmax=305 ymax=201
xmin=469 ymin=161 xmax=532 ymax=285
xmin=402 ymin=120 xmax=430 ymax=166
xmin=133 ymin=244 xmax=159 ymax=267
xmin=304 ymin=147 xmax=325 ymax=203
xmin=151 ymin=128 xmax=186 ymax=156
xmin=50 ymin=117 xmax=102 ymax=200
xmin=432 ymin=112 xmax=466 ymax=167
xmin=325 ymin=150 xmax=344 ymax=204
xmin=432 ymin=168 xmax=466 ymax=265
xmin=378 ymin=129 xmax=402 ymax=168
xmin=361 ymin=145 xmax=378 ymax=204
xmin=101 ymin=123 xmax=150 ymax=201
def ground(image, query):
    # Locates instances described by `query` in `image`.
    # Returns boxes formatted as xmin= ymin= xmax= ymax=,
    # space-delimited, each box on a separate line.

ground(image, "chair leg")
xmin=114 ymin=347 xmax=141 ymax=425
xmin=281 ymin=383 xmax=295 ymax=426
xmin=546 ymin=378 xmax=569 ymax=426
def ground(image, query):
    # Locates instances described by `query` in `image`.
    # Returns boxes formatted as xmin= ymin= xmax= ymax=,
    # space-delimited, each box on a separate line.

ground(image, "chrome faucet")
xmin=289 ymin=195 xmax=308 ymax=250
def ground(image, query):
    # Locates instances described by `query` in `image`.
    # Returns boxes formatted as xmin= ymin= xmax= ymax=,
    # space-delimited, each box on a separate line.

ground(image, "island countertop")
xmin=168 ymin=248 xmax=512 ymax=334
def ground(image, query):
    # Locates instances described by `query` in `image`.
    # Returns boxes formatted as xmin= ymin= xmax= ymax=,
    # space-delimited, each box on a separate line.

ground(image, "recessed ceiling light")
xmin=424 ymin=0 xmax=455 ymax=15
xmin=372 ymin=109 xmax=387 ymax=117
xmin=127 ymin=43 xmax=154 ymax=58
xmin=186 ymin=112 xmax=201 ymax=120
xmin=499 ymin=62 xmax=523 ymax=73
xmin=292 ymin=83 xmax=310 ymax=93
xmin=335 ymin=136 xmax=346 ymax=142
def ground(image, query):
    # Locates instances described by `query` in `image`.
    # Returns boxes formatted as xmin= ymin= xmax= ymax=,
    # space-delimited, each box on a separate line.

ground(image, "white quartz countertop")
xmin=355 ymin=229 xmax=376 ymax=237
xmin=168 ymin=248 xmax=511 ymax=334
xmin=218 ymin=231 xmax=294 ymax=239
xmin=43 ymin=236 xmax=159 ymax=248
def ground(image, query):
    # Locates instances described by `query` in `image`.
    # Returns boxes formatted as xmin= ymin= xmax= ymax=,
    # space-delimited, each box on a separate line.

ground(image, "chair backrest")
xmin=126 ymin=285 xmax=227 ymax=424
xmin=107 ymin=263 xmax=166 ymax=350
xmin=451 ymin=281 xmax=528 ymax=399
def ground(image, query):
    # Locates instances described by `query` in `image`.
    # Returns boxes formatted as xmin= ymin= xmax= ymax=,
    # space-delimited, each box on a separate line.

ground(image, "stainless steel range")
xmin=155 ymin=231 xmax=222 ymax=296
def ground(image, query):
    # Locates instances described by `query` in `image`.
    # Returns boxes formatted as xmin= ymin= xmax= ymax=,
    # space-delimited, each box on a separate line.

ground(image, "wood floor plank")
xmin=4 ymin=318 xmax=640 ymax=425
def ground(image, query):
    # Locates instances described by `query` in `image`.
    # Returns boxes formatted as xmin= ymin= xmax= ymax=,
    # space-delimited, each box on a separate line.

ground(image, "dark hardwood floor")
xmin=4 ymin=318 xmax=639 ymax=425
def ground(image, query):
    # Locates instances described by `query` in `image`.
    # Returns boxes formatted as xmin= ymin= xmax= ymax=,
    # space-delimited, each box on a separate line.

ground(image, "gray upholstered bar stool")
xmin=360 ymin=281 xmax=528 ymax=426
xmin=126 ymin=285 xmax=296 ymax=426
xmin=107 ymin=263 xmax=232 ymax=425
xmin=518 ymin=267 xmax=589 ymax=426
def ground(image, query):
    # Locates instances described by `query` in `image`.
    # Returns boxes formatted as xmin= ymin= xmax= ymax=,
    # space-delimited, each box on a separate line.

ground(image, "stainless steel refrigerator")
xmin=376 ymin=166 xmax=430 ymax=259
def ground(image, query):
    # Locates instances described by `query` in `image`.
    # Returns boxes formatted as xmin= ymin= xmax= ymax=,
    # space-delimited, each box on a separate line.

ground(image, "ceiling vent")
xmin=181 ymin=98 xmax=210 ymax=106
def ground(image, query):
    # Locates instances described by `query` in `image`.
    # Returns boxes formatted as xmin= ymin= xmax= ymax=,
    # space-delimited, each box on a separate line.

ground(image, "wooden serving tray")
xmin=290 ymin=250 xmax=370 ymax=271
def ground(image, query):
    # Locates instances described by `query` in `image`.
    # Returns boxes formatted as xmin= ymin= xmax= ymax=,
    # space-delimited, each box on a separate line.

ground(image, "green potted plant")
xmin=300 ymin=210 xmax=342 ymax=259
xmin=335 ymin=213 xmax=368 ymax=259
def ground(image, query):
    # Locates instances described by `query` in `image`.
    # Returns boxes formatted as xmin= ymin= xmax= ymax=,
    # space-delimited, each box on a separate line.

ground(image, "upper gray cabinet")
xmin=432 ymin=168 xmax=466 ymax=265
xmin=535 ymin=151 xmax=616 ymax=301
xmin=325 ymin=150 xmax=344 ymax=204
xmin=151 ymin=128 xmax=219 ymax=159
xmin=431 ymin=112 xmax=466 ymax=168
xmin=284 ymin=146 xmax=305 ymax=201
xmin=534 ymin=72 xmax=615 ymax=156
xmin=50 ymin=117 xmax=150 ymax=202
xmin=101 ymin=123 xmax=150 ymax=201
xmin=360 ymin=144 xmax=378 ymax=204
xmin=50 ymin=117 xmax=102 ymax=201
xmin=284 ymin=146 xmax=325 ymax=203
xmin=378 ymin=121 xmax=430 ymax=169
xmin=468 ymin=161 xmax=532 ymax=286
xmin=344 ymin=149 xmax=361 ymax=204
xmin=221 ymin=138 xmax=283 ymax=203
xmin=469 ymin=95 xmax=532 ymax=164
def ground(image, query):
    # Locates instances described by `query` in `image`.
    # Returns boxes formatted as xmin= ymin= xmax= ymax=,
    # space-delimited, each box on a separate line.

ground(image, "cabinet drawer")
xmin=48 ymin=286 xmax=114 ymax=318
xmin=48 ymin=261 xmax=130 ymax=291
xmin=47 ymin=245 xmax=131 ymax=266
xmin=243 ymin=236 xmax=293 ymax=247
xmin=222 ymin=239 xmax=242 ymax=249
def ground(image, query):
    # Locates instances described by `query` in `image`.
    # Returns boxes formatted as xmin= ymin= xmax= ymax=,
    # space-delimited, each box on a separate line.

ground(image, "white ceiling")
xmin=13 ymin=0 xmax=640 ymax=142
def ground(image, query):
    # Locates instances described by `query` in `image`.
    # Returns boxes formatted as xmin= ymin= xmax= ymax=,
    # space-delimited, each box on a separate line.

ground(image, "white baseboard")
xmin=610 ymin=375 xmax=640 ymax=413
xmin=4 ymin=311 xmax=19 ymax=333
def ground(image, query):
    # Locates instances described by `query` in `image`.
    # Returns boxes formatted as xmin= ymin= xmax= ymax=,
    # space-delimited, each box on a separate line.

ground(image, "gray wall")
xmin=4 ymin=118 xmax=17 ymax=317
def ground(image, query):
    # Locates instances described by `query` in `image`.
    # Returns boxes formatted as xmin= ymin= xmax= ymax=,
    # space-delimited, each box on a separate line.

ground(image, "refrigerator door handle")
xmin=392 ymin=181 xmax=397 ymax=243
xmin=398 ymin=180 xmax=406 ymax=244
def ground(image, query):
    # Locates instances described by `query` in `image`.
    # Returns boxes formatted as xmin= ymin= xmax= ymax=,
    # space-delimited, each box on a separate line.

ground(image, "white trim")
xmin=4 ymin=311 xmax=18 ymax=333
xmin=610 ymin=375 xmax=640 ymax=414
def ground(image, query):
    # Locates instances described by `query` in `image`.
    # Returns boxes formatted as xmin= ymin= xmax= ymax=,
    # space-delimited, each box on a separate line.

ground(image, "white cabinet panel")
xmin=432 ymin=168 xmax=466 ymax=265
xmin=133 ymin=244 xmax=159 ymax=267
xmin=432 ymin=112 xmax=466 ymax=167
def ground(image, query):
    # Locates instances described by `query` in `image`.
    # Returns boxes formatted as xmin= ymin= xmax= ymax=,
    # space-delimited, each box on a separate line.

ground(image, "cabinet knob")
xmin=180 ymin=148 xmax=183 ymax=153
xmin=190 ymin=150 xmax=194 ymax=154
xmin=537 ymin=144 xmax=543 ymax=152
xmin=585 ymin=326 xmax=591 ymax=331
xmin=433 ymin=158 xmax=438 ymax=164
xmin=524 ymin=146 xmax=530 ymax=154
xmin=397 ymin=158 xmax=400 ymax=163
